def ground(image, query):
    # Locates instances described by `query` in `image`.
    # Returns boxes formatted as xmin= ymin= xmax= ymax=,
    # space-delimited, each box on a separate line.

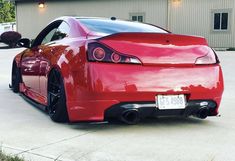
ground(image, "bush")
xmin=0 ymin=151 xmax=24 ymax=161
xmin=0 ymin=31 xmax=22 ymax=48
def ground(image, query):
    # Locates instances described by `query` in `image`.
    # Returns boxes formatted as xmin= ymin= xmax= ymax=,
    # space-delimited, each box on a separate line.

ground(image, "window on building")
xmin=212 ymin=9 xmax=231 ymax=31
xmin=130 ymin=13 xmax=145 ymax=22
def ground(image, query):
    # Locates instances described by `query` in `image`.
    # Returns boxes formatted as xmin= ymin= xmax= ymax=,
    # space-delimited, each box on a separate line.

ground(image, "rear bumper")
xmin=104 ymin=100 xmax=218 ymax=119
xmin=66 ymin=63 xmax=224 ymax=122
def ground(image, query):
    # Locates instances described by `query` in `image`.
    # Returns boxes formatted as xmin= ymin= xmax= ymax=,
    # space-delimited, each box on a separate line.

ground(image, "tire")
xmin=11 ymin=61 xmax=21 ymax=93
xmin=47 ymin=69 xmax=69 ymax=123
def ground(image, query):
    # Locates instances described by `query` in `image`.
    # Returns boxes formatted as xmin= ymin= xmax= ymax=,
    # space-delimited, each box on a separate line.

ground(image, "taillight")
xmin=111 ymin=53 xmax=121 ymax=63
xmin=195 ymin=48 xmax=219 ymax=65
xmin=87 ymin=42 xmax=141 ymax=64
xmin=93 ymin=47 xmax=105 ymax=61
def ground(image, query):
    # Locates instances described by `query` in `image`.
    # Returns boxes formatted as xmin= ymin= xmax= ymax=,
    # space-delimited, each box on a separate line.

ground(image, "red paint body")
xmin=14 ymin=17 xmax=224 ymax=122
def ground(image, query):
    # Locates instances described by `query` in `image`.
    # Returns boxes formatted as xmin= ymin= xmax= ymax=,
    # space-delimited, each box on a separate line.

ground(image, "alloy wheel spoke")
xmin=48 ymin=72 xmax=62 ymax=114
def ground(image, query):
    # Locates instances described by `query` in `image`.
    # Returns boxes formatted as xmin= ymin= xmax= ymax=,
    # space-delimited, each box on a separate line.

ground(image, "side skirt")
xmin=20 ymin=93 xmax=47 ymax=111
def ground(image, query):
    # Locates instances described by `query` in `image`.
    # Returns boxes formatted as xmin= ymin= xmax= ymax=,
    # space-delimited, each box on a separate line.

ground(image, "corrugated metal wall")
xmin=16 ymin=0 xmax=235 ymax=47
xmin=16 ymin=0 xmax=168 ymax=39
xmin=170 ymin=0 xmax=235 ymax=48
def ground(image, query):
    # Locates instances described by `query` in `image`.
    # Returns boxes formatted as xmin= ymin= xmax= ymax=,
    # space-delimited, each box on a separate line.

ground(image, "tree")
xmin=0 ymin=0 xmax=15 ymax=23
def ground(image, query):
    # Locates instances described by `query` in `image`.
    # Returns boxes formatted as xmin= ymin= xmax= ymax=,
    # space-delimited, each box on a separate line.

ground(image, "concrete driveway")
xmin=0 ymin=48 xmax=234 ymax=161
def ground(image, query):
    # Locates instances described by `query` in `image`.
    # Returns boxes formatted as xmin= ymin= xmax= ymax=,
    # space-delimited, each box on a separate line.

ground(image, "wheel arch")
xmin=13 ymin=52 xmax=24 ymax=68
xmin=47 ymin=65 xmax=75 ymax=94
xmin=12 ymin=59 xmax=23 ymax=83
xmin=47 ymin=66 xmax=70 ymax=122
xmin=47 ymin=65 xmax=75 ymax=120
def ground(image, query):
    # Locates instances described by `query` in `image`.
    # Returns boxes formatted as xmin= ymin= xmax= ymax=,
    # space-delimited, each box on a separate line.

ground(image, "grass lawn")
xmin=0 ymin=151 xmax=24 ymax=161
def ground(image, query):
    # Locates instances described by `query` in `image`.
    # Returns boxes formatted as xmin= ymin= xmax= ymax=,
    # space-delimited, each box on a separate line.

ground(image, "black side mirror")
xmin=17 ymin=38 xmax=31 ymax=48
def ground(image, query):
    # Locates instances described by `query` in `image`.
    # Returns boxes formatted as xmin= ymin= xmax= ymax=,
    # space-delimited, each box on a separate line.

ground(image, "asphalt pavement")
xmin=0 ymin=48 xmax=234 ymax=161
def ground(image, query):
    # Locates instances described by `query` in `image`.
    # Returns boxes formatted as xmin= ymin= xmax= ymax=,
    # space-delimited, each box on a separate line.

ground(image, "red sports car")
xmin=11 ymin=17 xmax=224 ymax=124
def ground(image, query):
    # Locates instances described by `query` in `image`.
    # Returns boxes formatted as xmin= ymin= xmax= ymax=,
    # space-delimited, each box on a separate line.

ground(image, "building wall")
xmin=16 ymin=0 xmax=235 ymax=48
xmin=170 ymin=0 xmax=235 ymax=48
xmin=16 ymin=0 xmax=168 ymax=39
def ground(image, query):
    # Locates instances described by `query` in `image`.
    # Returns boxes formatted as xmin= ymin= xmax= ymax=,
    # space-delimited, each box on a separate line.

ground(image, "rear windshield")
xmin=78 ymin=18 xmax=168 ymax=35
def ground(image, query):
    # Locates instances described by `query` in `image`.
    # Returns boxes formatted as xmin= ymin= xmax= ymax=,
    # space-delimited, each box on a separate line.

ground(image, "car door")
xmin=21 ymin=20 xmax=64 ymax=103
xmin=38 ymin=21 xmax=71 ymax=99
xmin=21 ymin=45 xmax=42 ymax=94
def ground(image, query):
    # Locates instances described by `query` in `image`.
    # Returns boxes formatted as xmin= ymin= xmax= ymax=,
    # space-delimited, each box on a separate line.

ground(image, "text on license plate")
xmin=156 ymin=94 xmax=186 ymax=110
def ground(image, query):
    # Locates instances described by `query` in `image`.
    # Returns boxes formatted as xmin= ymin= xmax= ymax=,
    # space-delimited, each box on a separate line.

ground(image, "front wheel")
xmin=11 ymin=61 xmax=21 ymax=93
xmin=47 ymin=70 xmax=69 ymax=123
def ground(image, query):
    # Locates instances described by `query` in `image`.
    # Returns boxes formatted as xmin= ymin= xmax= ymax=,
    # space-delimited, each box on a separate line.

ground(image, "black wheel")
xmin=11 ymin=61 xmax=21 ymax=93
xmin=47 ymin=69 xmax=69 ymax=123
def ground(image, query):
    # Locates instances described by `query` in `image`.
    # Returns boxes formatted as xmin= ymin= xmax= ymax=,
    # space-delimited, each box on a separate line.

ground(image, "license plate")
xmin=156 ymin=95 xmax=186 ymax=110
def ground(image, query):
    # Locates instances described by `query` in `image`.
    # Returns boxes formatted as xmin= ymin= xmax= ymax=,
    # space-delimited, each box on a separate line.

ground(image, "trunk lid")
xmin=98 ymin=33 xmax=210 ymax=65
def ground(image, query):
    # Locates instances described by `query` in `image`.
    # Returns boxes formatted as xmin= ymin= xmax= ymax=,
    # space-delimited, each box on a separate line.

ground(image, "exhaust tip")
xmin=196 ymin=108 xmax=209 ymax=119
xmin=120 ymin=109 xmax=140 ymax=125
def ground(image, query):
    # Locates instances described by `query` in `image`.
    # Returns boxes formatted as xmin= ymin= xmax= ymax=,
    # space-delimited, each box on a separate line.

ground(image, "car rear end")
xmin=70 ymin=18 xmax=224 ymax=124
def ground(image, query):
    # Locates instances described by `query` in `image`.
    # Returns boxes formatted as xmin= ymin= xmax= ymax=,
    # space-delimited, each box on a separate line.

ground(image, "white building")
xmin=12 ymin=0 xmax=235 ymax=48
xmin=0 ymin=22 xmax=16 ymax=34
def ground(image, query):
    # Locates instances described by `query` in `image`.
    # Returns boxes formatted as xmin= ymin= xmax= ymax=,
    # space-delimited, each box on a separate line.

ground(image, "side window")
xmin=51 ymin=22 xmax=70 ymax=41
xmin=41 ymin=28 xmax=57 ymax=44
xmin=41 ymin=21 xmax=70 ymax=45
